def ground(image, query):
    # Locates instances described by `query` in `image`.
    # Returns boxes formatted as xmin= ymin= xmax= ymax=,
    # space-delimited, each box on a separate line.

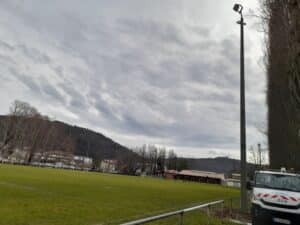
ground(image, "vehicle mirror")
xmin=246 ymin=181 xmax=253 ymax=190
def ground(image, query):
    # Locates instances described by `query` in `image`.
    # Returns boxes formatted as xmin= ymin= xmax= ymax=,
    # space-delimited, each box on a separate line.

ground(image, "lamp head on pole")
xmin=233 ymin=3 xmax=243 ymax=15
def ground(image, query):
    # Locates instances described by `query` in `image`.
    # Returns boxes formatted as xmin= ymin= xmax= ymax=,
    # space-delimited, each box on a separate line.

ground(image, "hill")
xmin=52 ymin=120 xmax=137 ymax=162
xmin=0 ymin=115 xmax=136 ymax=163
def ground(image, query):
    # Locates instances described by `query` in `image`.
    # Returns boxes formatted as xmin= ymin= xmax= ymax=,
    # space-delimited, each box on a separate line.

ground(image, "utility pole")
xmin=258 ymin=143 xmax=262 ymax=168
xmin=233 ymin=3 xmax=247 ymax=213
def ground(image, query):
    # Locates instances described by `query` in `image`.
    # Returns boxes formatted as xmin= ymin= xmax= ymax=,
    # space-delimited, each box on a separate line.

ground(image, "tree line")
xmin=0 ymin=100 xmax=75 ymax=163
xmin=131 ymin=145 xmax=188 ymax=175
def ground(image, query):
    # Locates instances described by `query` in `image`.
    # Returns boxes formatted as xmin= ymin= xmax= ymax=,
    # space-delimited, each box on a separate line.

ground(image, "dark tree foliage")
xmin=0 ymin=115 xmax=136 ymax=164
xmin=265 ymin=0 xmax=300 ymax=169
xmin=63 ymin=123 xmax=135 ymax=163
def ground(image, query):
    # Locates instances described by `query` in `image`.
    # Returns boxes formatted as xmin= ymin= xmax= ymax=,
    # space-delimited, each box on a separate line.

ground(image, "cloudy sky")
xmin=0 ymin=0 xmax=266 ymax=158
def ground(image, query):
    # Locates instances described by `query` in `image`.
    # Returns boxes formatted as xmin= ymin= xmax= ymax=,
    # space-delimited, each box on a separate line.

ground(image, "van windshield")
xmin=255 ymin=173 xmax=300 ymax=192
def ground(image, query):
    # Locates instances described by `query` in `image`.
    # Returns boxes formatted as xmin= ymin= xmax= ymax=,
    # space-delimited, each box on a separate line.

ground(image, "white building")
xmin=223 ymin=179 xmax=241 ymax=188
xmin=100 ymin=159 xmax=118 ymax=173
xmin=7 ymin=148 xmax=29 ymax=164
xmin=223 ymin=173 xmax=241 ymax=188
xmin=73 ymin=155 xmax=93 ymax=170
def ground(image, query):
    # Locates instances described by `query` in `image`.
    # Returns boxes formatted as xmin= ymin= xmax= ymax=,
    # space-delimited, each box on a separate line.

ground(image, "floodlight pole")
xmin=236 ymin=7 xmax=247 ymax=213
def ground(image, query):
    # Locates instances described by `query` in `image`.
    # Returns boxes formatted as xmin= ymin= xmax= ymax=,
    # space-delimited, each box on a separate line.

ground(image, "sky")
xmin=0 ymin=0 xmax=267 ymax=159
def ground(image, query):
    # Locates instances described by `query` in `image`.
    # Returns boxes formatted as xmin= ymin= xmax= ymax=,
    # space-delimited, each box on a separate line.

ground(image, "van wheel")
xmin=252 ymin=217 xmax=258 ymax=225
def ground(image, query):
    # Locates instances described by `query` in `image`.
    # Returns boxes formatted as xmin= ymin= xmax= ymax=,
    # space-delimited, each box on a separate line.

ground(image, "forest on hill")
xmin=0 ymin=100 xmax=136 ymax=165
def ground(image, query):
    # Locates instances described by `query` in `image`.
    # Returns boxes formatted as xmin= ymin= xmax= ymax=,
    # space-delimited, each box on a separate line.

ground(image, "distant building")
xmin=7 ymin=148 xmax=29 ymax=164
xmin=223 ymin=179 xmax=240 ymax=188
xmin=31 ymin=151 xmax=94 ymax=170
xmin=31 ymin=151 xmax=76 ymax=168
xmin=135 ymin=162 xmax=153 ymax=176
xmin=164 ymin=170 xmax=178 ymax=179
xmin=74 ymin=155 xmax=93 ymax=170
xmin=0 ymin=148 xmax=94 ymax=170
xmin=223 ymin=173 xmax=241 ymax=188
xmin=231 ymin=173 xmax=241 ymax=180
xmin=100 ymin=159 xmax=118 ymax=173
xmin=164 ymin=170 xmax=225 ymax=185
xmin=0 ymin=147 xmax=30 ymax=164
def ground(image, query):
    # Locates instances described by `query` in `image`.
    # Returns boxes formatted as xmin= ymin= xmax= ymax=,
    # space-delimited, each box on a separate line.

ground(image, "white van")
xmin=251 ymin=169 xmax=300 ymax=225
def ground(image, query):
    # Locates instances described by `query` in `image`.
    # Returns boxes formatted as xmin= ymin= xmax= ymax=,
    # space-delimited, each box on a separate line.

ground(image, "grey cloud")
xmin=138 ymin=92 xmax=161 ymax=107
xmin=18 ymin=44 xmax=51 ymax=64
xmin=208 ymin=150 xmax=217 ymax=156
xmin=93 ymin=95 xmax=119 ymax=121
xmin=220 ymin=38 xmax=240 ymax=65
xmin=59 ymin=82 xmax=87 ymax=109
xmin=0 ymin=54 xmax=16 ymax=66
xmin=0 ymin=40 xmax=14 ymax=51
xmin=79 ymin=18 xmax=246 ymax=148
xmin=188 ymin=25 xmax=211 ymax=37
xmin=10 ymin=67 xmax=66 ymax=105
xmin=117 ymin=19 xmax=187 ymax=47
xmin=186 ymin=38 xmax=240 ymax=89
xmin=121 ymin=114 xmax=158 ymax=136
xmin=0 ymin=0 xmax=266 ymax=157
xmin=187 ymin=61 xmax=238 ymax=88
xmin=205 ymin=92 xmax=238 ymax=105
xmin=38 ymin=78 xmax=66 ymax=104
xmin=9 ymin=68 xmax=42 ymax=94
xmin=53 ymin=66 xmax=64 ymax=77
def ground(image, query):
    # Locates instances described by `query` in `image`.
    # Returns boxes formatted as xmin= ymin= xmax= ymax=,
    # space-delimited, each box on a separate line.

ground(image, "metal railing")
xmin=120 ymin=200 xmax=224 ymax=225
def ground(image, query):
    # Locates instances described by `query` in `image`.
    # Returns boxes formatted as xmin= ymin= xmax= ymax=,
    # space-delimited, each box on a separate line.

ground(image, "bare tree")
xmin=138 ymin=144 xmax=147 ymax=172
xmin=248 ymin=143 xmax=267 ymax=169
xmin=0 ymin=100 xmax=40 ymax=154
xmin=148 ymin=145 xmax=158 ymax=175
xmin=0 ymin=100 xmax=76 ymax=163
xmin=157 ymin=148 xmax=166 ymax=175
xmin=9 ymin=100 xmax=39 ymax=117
xmin=167 ymin=150 xmax=177 ymax=170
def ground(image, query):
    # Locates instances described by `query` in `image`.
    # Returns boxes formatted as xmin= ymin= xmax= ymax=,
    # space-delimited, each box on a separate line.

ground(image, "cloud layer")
xmin=0 ymin=0 xmax=266 ymax=158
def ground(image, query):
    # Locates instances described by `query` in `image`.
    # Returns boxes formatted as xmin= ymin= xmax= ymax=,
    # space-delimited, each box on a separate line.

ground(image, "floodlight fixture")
xmin=233 ymin=3 xmax=243 ymax=14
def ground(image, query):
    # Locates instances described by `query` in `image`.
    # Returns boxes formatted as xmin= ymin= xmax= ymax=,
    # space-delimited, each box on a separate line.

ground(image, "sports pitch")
xmin=0 ymin=164 xmax=239 ymax=225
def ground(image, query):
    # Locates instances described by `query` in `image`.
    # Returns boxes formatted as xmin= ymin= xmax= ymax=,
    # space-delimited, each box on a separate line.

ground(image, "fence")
xmin=120 ymin=200 xmax=224 ymax=225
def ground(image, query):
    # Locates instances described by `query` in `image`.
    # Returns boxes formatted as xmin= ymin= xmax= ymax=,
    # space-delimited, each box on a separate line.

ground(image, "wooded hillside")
xmin=0 ymin=101 xmax=135 ymax=165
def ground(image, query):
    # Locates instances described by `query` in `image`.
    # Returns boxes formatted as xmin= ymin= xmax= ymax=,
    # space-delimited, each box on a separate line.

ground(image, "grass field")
xmin=0 ymin=164 xmax=239 ymax=225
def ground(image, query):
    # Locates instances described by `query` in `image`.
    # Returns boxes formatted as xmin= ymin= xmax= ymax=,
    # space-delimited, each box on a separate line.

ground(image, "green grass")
xmin=0 ymin=164 xmax=239 ymax=225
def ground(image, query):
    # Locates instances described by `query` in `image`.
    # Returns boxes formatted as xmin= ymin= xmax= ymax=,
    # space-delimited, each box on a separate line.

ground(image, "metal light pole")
xmin=233 ymin=3 xmax=247 ymax=213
